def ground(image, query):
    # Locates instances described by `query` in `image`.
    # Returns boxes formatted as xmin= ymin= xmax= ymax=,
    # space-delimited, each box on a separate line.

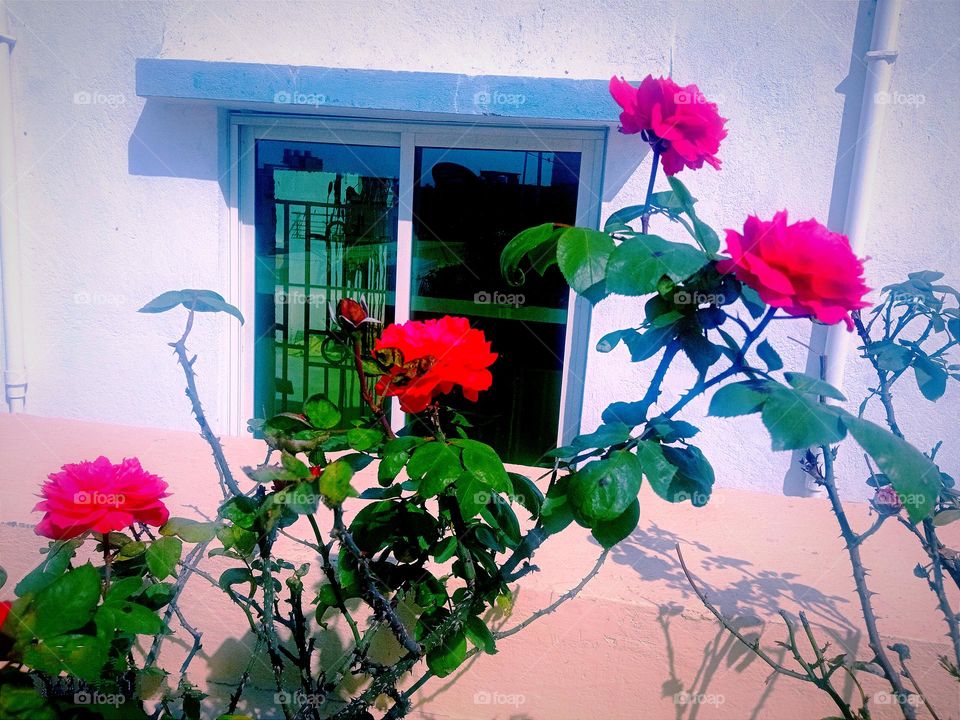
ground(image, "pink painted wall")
xmin=1 ymin=414 xmax=956 ymax=719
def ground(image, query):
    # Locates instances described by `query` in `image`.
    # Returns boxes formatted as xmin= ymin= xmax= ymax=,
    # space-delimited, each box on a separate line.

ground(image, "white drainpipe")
xmin=820 ymin=0 xmax=903 ymax=391
xmin=0 ymin=0 xmax=26 ymax=412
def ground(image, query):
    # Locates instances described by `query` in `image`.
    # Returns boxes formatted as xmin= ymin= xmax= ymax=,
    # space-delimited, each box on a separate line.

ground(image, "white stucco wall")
xmin=1 ymin=0 xmax=958 ymax=498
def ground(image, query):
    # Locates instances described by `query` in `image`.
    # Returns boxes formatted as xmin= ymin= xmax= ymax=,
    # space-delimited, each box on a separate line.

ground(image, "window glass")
xmin=254 ymin=140 xmax=400 ymax=424
xmin=411 ymin=147 xmax=581 ymax=463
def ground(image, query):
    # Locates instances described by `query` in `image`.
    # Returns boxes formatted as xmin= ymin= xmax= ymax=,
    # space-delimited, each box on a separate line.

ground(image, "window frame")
xmin=227 ymin=113 xmax=607 ymax=450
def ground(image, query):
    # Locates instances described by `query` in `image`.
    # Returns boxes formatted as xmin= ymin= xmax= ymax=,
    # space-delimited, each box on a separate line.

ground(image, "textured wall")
xmin=2 ymin=0 xmax=959 ymax=498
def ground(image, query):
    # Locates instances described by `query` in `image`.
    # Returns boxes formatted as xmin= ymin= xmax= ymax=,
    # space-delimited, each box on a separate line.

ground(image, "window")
xmin=234 ymin=118 xmax=604 ymax=463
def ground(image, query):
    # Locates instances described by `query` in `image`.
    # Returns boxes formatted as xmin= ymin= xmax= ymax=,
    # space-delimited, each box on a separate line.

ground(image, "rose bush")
xmin=0 ymin=70 xmax=954 ymax=720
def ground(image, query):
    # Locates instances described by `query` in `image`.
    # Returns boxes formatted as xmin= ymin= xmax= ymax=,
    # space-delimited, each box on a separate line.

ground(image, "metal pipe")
xmin=821 ymin=0 xmax=903 ymax=391
xmin=0 ymin=0 xmax=26 ymax=412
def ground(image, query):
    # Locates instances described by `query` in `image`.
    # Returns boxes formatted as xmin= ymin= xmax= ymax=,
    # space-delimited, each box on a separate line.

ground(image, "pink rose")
xmin=609 ymin=75 xmax=728 ymax=175
xmin=717 ymin=212 xmax=870 ymax=330
xmin=34 ymin=456 xmax=170 ymax=539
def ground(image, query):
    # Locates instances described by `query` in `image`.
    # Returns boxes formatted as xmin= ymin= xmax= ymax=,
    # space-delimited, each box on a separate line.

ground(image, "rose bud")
xmin=873 ymin=485 xmax=903 ymax=514
xmin=338 ymin=298 xmax=367 ymax=327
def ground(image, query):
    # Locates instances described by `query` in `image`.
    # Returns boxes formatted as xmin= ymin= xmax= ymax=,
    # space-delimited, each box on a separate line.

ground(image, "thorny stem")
xmin=854 ymin=309 xmax=960 ymax=670
xmin=171 ymin=307 xmax=243 ymax=497
xmin=353 ymin=335 xmax=395 ymax=439
xmin=307 ymin=513 xmax=362 ymax=647
xmin=496 ymin=549 xmax=608 ymax=640
xmin=332 ymin=506 xmax=421 ymax=657
xmin=817 ymin=446 xmax=916 ymax=720
xmin=640 ymin=146 xmax=661 ymax=235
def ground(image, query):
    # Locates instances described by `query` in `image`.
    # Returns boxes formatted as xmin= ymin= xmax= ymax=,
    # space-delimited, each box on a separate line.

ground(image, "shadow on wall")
xmin=128 ymin=99 xmax=222 ymax=185
xmin=608 ymin=523 xmax=863 ymax=720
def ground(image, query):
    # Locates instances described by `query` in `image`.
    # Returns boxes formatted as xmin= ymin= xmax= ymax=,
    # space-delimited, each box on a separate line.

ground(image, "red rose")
xmin=717 ymin=212 xmax=870 ymax=330
xmin=34 ymin=456 xmax=171 ymax=540
xmin=373 ymin=316 xmax=497 ymax=414
xmin=609 ymin=75 xmax=727 ymax=175
xmin=0 ymin=601 xmax=11 ymax=631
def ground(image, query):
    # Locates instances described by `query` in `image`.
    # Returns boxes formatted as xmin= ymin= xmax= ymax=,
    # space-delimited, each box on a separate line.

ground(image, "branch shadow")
xmin=609 ymin=523 xmax=864 ymax=718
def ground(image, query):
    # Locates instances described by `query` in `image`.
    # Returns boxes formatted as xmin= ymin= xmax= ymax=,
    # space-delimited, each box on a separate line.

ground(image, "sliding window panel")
xmin=253 ymin=140 xmax=400 ymax=425
xmin=411 ymin=147 xmax=581 ymax=464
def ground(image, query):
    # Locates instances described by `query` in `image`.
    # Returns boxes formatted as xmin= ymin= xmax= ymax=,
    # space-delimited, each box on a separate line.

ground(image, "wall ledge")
xmin=135 ymin=58 xmax=619 ymax=124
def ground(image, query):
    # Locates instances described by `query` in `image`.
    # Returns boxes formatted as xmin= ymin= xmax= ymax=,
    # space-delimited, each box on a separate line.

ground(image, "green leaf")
xmin=556 ymin=227 xmax=616 ymax=295
xmin=637 ymin=441 xmax=678 ymax=492
xmin=464 ymin=616 xmax=497 ymax=654
xmin=591 ymin=498 xmax=640 ymax=548
xmin=160 ymin=517 xmax=218 ymax=543
xmin=843 ymin=415 xmax=941 ymax=523
xmin=606 ymin=234 xmax=708 ymax=296
xmin=426 ymin=629 xmax=468 ymax=677
xmin=783 ymin=372 xmax=846 ymax=401
xmin=914 ymin=355 xmax=947 ymax=401
xmin=539 ymin=488 xmax=574 ymax=535
xmin=453 ymin=439 xmax=512 ymax=494
xmin=568 ymin=451 xmax=643 ymax=524
xmin=317 ymin=460 xmax=357 ymax=505
xmin=572 ymin=422 xmax=632 ymax=449
xmin=756 ymin=339 xmax=783 ymax=372
xmin=98 ymin=602 xmax=164 ymax=636
xmin=761 ymin=386 xmax=846 ymax=451
xmin=432 ymin=536 xmax=459 ymax=563
xmin=378 ymin=451 xmax=409 ymax=486
xmin=455 ymin=472 xmax=491 ymax=518
xmin=146 ymin=537 xmax=182 ymax=580
xmin=658 ymin=445 xmax=715 ymax=506
xmin=219 ymin=568 xmax=255 ymax=594
xmin=500 ymin=222 xmax=565 ymax=283
xmin=646 ymin=417 xmax=699 ymax=443
xmin=408 ymin=441 xmax=463 ymax=497
xmin=216 ymin=524 xmax=258 ymax=555
xmin=15 ymin=541 xmax=78 ymax=596
xmin=346 ymin=427 xmax=383 ymax=451
xmin=709 ymin=382 xmax=767 ymax=417
xmin=0 ymin=566 xmax=6 ymax=591
xmin=21 ymin=633 xmax=108 ymax=682
xmin=31 ymin=563 xmax=100 ymax=638
xmin=303 ymin=394 xmax=341 ymax=429
xmin=219 ymin=495 xmax=261 ymax=530
xmin=508 ymin=472 xmax=544 ymax=519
